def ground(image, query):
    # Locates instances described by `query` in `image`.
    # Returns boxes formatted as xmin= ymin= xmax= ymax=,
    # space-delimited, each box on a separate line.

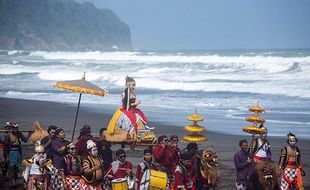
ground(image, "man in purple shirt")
xmin=234 ymin=139 xmax=252 ymax=190
xmin=51 ymin=128 xmax=70 ymax=169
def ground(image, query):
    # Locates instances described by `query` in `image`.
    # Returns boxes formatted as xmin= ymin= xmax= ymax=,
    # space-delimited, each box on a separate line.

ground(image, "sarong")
xmin=9 ymin=150 xmax=21 ymax=167
xmin=65 ymin=175 xmax=82 ymax=190
xmin=50 ymin=168 xmax=64 ymax=190
xmin=80 ymin=178 xmax=102 ymax=190
xmin=281 ymin=166 xmax=303 ymax=190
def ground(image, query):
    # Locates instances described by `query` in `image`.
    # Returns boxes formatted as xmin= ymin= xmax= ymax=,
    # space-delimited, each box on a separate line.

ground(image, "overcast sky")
xmin=79 ymin=0 xmax=310 ymax=50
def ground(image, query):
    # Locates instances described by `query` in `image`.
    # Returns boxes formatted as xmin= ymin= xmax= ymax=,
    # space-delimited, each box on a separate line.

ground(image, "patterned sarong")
xmin=80 ymin=179 xmax=102 ymax=190
xmin=65 ymin=175 xmax=82 ymax=190
xmin=281 ymin=166 xmax=303 ymax=190
xmin=50 ymin=168 xmax=64 ymax=190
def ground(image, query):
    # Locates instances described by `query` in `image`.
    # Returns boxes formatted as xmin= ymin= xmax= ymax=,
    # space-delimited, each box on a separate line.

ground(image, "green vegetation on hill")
xmin=0 ymin=0 xmax=132 ymax=51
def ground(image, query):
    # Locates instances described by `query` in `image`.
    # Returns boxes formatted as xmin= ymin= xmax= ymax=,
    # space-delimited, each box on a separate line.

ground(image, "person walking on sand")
xmin=51 ymin=128 xmax=70 ymax=169
xmin=81 ymin=140 xmax=104 ymax=190
xmin=279 ymin=132 xmax=305 ymax=190
xmin=23 ymin=142 xmax=50 ymax=190
xmin=60 ymin=142 xmax=83 ymax=190
xmin=234 ymin=139 xmax=252 ymax=190
xmin=97 ymin=127 xmax=113 ymax=171
xmin=135 ymin=149 xmax=158 ymax=190
xmin=174 ymin=152 xmax=193 ymax=190
xmin=249 ymin=125 xmax=272 ymax=164
xmin=76 ymin=125 xmax=93 ymax=160
xmin=40 ymin=125 xmax=57 ymax=159
xmin=106 ymin=149 xmax=133 ymax=180
xmin=169 ymin=135 xmax=181 ymax=173
xmin=0 ymin=123 xmax=11 ymax=177
xmin=153 ymin=135 xmax=173 ymax=182
xmin=50 ymin=128 xmax=70 ymax=189
xmin=7 ymin=122 xmax=31 ymax=187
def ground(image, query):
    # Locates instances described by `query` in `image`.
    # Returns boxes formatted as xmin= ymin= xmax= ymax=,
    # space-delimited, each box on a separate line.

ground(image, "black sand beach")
xmin=0 ymin=97 xmax=309 ymax=189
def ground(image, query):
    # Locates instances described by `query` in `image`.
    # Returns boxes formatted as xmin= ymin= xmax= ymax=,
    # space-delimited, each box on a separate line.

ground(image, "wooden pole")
xmin=72 ymin=93 xmax=82 ymax=142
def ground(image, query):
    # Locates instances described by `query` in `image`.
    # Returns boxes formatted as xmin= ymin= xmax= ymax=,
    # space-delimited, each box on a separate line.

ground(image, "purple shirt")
xmin=234 ymin=149 xmax=250 ymax=184
xmin=51 ymin=138 xmax=69 ymax=169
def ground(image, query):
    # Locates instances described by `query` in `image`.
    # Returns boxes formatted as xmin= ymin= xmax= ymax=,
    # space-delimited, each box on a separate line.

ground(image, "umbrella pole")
xmin=72 ymin=93 xmax=82 ymax=141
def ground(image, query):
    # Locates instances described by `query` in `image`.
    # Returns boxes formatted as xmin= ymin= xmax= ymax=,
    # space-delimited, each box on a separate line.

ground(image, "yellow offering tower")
xmin=182 ymin=109 xmax=208 ymax=142
xmin=243 ymin=103 xmax=266 ymax=135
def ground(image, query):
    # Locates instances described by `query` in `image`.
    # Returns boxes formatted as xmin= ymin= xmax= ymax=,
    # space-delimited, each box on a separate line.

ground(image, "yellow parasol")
xmin=53 ymin=73 xmax=108 ymax=141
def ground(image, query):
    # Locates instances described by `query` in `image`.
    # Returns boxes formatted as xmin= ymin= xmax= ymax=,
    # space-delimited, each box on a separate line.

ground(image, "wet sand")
xmin=0 ymin=97 xmax=309 ymax=189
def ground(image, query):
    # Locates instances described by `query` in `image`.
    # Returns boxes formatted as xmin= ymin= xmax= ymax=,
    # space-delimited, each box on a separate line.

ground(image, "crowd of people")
xmin=0 ymin=121 xmax=306 ymax=190
xmin=0 ymin=122 xmax=204 ymax=190
xmin=233 ymin=126 xmax=305 ymax=190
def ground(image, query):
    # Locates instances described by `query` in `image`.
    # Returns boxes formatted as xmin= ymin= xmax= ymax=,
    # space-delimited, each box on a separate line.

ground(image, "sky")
xmin=79 ymin=0 xmax=310 ymax=50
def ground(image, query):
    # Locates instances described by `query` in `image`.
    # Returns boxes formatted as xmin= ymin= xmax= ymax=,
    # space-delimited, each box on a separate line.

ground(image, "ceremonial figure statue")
xmin=105 ymin=76 xmax=150 ymax=142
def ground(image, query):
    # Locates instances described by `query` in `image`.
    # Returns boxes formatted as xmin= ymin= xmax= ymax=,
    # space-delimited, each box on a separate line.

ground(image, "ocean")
xmin=1 ymin=49 xmax=310 ymax=139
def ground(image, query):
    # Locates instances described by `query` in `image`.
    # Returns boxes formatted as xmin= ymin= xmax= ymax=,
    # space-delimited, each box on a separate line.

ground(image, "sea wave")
xmin=225 ymin=112 xmax=310 ymax=126
xmin=29 ymin=51 xmax=310 ymax=66
xmin=1 ymin=50 xmax=310 ymax=98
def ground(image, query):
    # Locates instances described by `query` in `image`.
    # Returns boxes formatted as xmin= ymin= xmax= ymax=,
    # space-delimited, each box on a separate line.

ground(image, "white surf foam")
xmin=29 ymin=51 xmax=310 ymax=66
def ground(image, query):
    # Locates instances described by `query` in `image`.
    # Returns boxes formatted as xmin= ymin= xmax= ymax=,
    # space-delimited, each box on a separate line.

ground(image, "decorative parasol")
xmin=182 ymin=109 xmax=208 ymax=143
xmin=53 ymin=73 xmax=108 ymax=141
xmin=242 ymin=103 xmax=266 ymax=134
xmin=242 ymin=103 xmax=267 ymax=158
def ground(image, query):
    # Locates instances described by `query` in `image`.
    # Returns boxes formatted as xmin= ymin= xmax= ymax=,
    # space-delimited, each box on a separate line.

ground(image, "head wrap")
xmin=158 ymin=135 xmax=168 ymax=143
xmin=34 ymin=141 xmax=44 ymax=153
xmin=86 ymin=140 xmax=96 ymax=150
xmin=186 ymin=142 xmax=198 ymax=150
xmin=170 ymin=135 xmax=178 ymax=141
xmin=5 ymin=122 xmax=18 ymax=129
xmin=79 ymin=125 xmax=91 ymax=136
xmin=259 ymin=124 xmax=268 ymax=134
xmin=181 ymin=152 xmax=192 ymax=160
xmin=115 ymin=149 xmax=126 ymax=157
xmin=80 ymin=125 xmax=91 ymax=132
xmin=287 ymin=132 xmax=297 ymax=143
xmin=143 ymin=149 xmax=152 ymax=155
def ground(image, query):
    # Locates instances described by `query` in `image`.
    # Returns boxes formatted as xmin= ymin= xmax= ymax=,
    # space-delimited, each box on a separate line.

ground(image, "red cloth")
xmin=287 ymin=161 xmax=297 ymax=166
xmin=153 ymin=146 xmax=171 ymax=169
xmin=174 ymin=164 xmax=193 ymax=190
xmin=121 ymin=107 xmax=148 ymax=132
xmin=108 ymin=161 xmax=133 ymax=179
xmin=169 ymin=146 xmax=181 ymax=172
xmin=76 ymin=135 xmax=92 ymax=159
xmin=135 ymin=161 xmax=158 ymax=190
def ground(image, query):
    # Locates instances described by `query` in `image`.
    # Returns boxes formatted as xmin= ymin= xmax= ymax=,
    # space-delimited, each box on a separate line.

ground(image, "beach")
xmin=0 ymin=97 xmax=309 ymax=189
